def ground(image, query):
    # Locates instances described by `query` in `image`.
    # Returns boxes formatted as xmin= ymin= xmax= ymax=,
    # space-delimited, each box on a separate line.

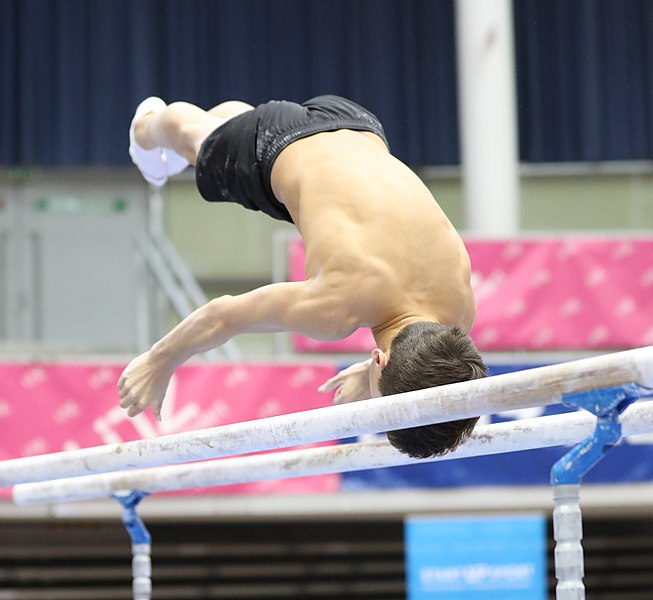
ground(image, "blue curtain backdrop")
xmin=513 ymin=0 xmax=653 ymax=162
xmin=1 ymin=0 xmax=653 ymax=167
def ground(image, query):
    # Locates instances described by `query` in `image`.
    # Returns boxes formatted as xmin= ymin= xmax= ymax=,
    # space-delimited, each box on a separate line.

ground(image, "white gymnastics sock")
xmin=129 ymin=97 xmax=189 ymax=186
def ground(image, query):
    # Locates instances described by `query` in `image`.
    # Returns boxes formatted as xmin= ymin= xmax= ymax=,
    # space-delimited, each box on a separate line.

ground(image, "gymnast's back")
xmin=270 ymin=129 xmax=476 ymax=334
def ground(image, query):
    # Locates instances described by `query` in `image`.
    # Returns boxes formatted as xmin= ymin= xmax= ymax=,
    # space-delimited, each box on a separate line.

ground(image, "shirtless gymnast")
xmin=118 ymin=95 xmax=487 ymax=459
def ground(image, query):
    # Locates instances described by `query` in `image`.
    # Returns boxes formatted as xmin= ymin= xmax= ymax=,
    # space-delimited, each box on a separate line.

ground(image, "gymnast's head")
xmin=370 ymin=321 xmax=487 ymax=459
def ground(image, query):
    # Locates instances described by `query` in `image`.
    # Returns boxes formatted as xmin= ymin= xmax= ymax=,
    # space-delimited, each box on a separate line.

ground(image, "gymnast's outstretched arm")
xmin=118 ymin=281 xmax=356 ymax=419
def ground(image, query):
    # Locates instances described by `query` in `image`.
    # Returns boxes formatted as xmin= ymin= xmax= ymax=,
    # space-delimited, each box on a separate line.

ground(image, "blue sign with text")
xmin=405 ymin=514 xmax=547 ymax=599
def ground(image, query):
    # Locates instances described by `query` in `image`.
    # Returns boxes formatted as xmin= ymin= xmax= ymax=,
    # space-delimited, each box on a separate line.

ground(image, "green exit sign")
xmin=34 ymin=197 xmax=128 ymax=213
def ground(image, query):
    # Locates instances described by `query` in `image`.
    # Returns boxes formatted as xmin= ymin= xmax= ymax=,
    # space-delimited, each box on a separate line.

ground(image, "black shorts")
xmin=195 ymin=95 xmax=388 ymax=224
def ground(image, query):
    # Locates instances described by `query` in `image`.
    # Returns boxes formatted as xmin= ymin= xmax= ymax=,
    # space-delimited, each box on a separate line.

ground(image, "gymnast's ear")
xmin=371 ymin=348 xmax=389 ymax=371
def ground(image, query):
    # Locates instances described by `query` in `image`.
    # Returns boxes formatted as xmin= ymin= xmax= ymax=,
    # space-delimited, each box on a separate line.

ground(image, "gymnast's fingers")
xmin=119 ymin=393 xmax=136 ymax=409
xmin=318 ymin=374 xmax=343 ymax=392
xmin=152 ymin=396 xmax=164 ymax=422
xmin=127 ymin=399 xmax=149 ymax=418
xmin=332 ymin=386 xmax=346 ymax=404
xmin=127 ymin=405 xmax=141 ymax=418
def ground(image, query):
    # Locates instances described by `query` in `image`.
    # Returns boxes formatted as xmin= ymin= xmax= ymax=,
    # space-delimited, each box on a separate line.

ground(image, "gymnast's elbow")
xmin=209 ymin=287 xmax=358 ymax=341
xmin=204 ymin=295 xmax=239 ymax=339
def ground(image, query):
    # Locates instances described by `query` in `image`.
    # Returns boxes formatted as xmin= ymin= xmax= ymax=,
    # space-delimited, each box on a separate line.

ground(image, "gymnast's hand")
xmin=317 ymin=359 xmax=374 ymax=404
xmin=118 ymin=351 xmax=173 ymax=420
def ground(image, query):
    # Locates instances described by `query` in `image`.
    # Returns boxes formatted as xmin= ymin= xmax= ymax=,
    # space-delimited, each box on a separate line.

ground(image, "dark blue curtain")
xmin=514 ymin=0 xmax=653 ymax=162
xmin=0 ymin=0 xmax=458 ymax=166
xmin=2 ymin=0 xmax=653 ymax=166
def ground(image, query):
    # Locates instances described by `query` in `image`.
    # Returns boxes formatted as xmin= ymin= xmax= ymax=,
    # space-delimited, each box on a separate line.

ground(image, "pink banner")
xmin=289 ymin=236 xmax=653 ymax=352
xmin=468 ymin=238 xmax=653 ymax=350
xmin=0 ymin=362 xmax=339 ymax=496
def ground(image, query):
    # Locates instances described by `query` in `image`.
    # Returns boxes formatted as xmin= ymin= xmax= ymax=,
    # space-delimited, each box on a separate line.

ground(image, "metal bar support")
xmin=551 ymin=383 xmax=651 ymax=600
xmin=113 ymin=490 xmax=152 ymax=600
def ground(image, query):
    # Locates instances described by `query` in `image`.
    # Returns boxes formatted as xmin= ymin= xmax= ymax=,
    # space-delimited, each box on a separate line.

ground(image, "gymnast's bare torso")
xmin=270 ymin=128 xmax=476 ymax=350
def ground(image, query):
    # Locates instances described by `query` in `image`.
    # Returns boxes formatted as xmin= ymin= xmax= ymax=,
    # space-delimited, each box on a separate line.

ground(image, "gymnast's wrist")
xmin=149 ymin=340 xmax=184 ymax=373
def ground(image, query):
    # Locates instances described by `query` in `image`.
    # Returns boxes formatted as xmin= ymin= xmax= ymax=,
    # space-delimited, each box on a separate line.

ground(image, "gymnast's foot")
xmin=129 ymin=97 xmax=189 ymax=187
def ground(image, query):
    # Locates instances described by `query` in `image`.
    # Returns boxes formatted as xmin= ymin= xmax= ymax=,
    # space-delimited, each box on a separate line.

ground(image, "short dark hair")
xmin=378 ymin=322 xmax=487 ymax=459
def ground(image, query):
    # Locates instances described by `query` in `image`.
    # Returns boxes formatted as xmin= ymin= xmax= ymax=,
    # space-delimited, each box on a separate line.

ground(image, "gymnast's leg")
xmin=207 ymin=100 xmax=254 ymax=121
xmin=129 ymin=97 xmax=253 ymax=185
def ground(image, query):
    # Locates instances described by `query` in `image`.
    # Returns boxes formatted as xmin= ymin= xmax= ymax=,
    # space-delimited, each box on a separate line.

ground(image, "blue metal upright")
xmin=550 ymin=384 xmax=651 ymax=600
xmin=113 ymin=491 xmax=152 ymax=600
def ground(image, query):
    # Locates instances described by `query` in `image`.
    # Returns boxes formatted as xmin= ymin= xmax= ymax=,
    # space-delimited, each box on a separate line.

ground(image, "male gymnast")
xmin=118 ymin=95 xmax=487 ymax=458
